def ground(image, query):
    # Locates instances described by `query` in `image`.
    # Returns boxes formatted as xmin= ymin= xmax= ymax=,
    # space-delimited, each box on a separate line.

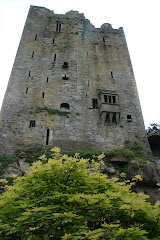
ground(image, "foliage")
xmin=0 ymin=148 xmax=160 ymax=239
xmin=124 ymin=141 xmax=152 ymax=163
xmin=35 ymin=106 xmax=70 ymax=117
xmin=67 ymin=148 xmax=135 ymax=161
xmin=0 ymin=155 xmax=19 ymax=176
xmin=146 ymin=123 xmax=160 ymax=135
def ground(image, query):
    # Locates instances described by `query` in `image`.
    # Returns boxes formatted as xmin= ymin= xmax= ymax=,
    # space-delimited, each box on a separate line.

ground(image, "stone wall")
xmin=0 ymin=6 xmax=150 ymax=155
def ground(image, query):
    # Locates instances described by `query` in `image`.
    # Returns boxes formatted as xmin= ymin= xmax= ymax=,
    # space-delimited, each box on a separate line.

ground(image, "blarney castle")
xmin=0 ymin=6 xmax=149 ymax=155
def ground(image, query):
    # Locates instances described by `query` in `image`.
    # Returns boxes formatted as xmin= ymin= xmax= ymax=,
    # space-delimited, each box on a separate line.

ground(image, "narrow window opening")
xmin=63 ymin=62 xmax=68 ymax=68
xmin=59 ymin=23 xmax=61 ymax=32
xmin=62 ymin=74 xmax=69 ymax=80
xmin=53 ymin=38 xmax=55 ymax=44
xmin=104 ymin=95 xmax=108 ymax=103
xmin=112 ymin=113 xmax=117 ymax=124
xmin=46 ymin=77 xmax=49 ymax=82
xmin=56 ymin=22 xmax=62 ymax=32
xmin=111 ymin=71 xmax=113 ymax=78
xmin=56 ymin=23 xmax=59 ymax=32
xmin=92 ymin=99 xmax=98 ymax=109
xmin=108 ymin=96 xmax=112 ymax=103
xmin=105 ymin=113 xmax=110 ymax=124
xmin=28 ymin=71 xmax=31 ymax=77
xmin=127 ymin=115 xmax=132 ymax=122
xmin=54 ymin=54 xmax=56 ymax=61
xmin=42 ymin=92 xmax=45 ymax=98
xmin=112 ymin=96 xmax=116 ymax=103
xmin=35 ymin=34 xmax=37 ymax=41
xmin=31 ymin=51 xmax=34 ymax=58
xmin=30 ymin=120 xmax=35 ymax=127
xmin=46 ymin=129 xmax=50 ymax=145
xmin=103 ymin=37 xmax=105 ymax=43
xmin=26 ymin=87 xmax=28 ymax=94
xmin=60 ymin=103 xmax=70 ymax=111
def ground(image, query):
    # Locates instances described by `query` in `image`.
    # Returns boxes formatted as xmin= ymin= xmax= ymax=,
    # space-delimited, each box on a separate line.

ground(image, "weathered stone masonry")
xmin=0 ymin=5 xmax=149 ymax=155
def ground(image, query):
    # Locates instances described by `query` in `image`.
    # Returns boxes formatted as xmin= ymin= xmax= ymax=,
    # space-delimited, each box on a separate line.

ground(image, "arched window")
xmin=60 ymin=103 xmax=70 ymax=111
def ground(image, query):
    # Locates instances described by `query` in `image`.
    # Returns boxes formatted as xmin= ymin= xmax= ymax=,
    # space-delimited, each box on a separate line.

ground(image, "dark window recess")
xmin=54 ymin=54 xmax=56 ymax=61
xmin=30 ymin=120 xmax=35 ymax=127
xmin=105 ymin=113 xmax=110 ymax=124
xmin=108 ymin=96 xmax=112 ymax=103
xmin=35 ymin=34 xmax=37 ymax=41
xmin=104 ymin=95 xmax=108 ymax=103
xmin=112 ymin=96 xmax=116 ymax=103
xmin=92 ymin=99 xmax=98 ymax=109
xmin=105 ymin=112 xmax=119 ymax=125
xmin=59 ymin=23 xmax=61 ymax=32
xmin=28 ymin=71 xmax=31 ymax=77
xmin=42 ymin=92 xmax=45 ymax=98
xmin=53 ymin=38 xmax=55 ymax=44
xmin=31 ymin=51 xmax=34 ymax=58
xmin=46 ymin=77 xmax=49 ymax=82
xmin=104 ymin=95 xmax=116 ymax=104
xmin=103 ymin=37 xmax=105 ymax=43
xmin=26 ymin=87 xmax=28 ymax=94
xmin=62 ymin=62 xmax=68 ymax=68
xmin=62 ymin=74 xmax=69 ymax=80
xmin=46 ymin=129 xmax=50 ymax=145
xmin=127 ymin=115 xmax=132 ymax=122
xmin=60 ymin=103 xmax=70 ymax=110
xmin=56 ymin=22 xmax=62 ymax=32
xmin=56 ymin=23 xmax=58 ymax=32
xmin=112 ymin=113 xmax=117 ymax=124
xmin=111 ymin=71 xmax=113 ymax=78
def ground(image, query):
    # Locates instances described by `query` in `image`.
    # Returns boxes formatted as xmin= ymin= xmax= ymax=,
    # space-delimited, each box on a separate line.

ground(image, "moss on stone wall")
xmin=35 ymin=106 xmax=70 ymax=117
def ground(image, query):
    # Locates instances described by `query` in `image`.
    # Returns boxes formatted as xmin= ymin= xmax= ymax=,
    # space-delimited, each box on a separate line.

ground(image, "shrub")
xmin=0 ymin=148 xmax=159 ymax=239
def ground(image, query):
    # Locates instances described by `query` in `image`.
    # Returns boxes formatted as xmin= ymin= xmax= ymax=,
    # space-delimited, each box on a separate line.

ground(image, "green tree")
xmin=146 ymin=123 xmax=160 ymax=134
xmin=0 ymin=147 xmax=160 ymax=239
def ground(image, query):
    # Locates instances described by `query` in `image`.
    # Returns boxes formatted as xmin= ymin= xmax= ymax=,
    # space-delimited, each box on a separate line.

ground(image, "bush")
xmin=0 ymin=148 xmax=160 ymax=239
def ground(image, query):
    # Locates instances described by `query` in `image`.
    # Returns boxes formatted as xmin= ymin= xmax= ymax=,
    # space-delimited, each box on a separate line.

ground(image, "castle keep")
xmin=0 ymin=6 xmax=149 ymax=155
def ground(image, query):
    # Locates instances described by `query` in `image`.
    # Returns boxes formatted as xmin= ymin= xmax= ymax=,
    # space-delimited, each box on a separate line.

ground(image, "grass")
xmin=65 ymin=148 xmax=135 ymax=161
xmin=35 ymin=106 xmax=70 ymax=117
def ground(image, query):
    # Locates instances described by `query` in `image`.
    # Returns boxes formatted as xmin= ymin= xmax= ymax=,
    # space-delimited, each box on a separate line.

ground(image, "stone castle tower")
xmin=0 ymin=6 xmax=149 ymax=155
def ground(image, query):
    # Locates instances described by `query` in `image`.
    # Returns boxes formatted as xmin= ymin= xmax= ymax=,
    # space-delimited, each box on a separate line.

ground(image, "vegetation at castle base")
xmin=0 ymin=148 xmax=160 ymax=240
xmin=35 ymin=106 xmax=70 ymax=117
xmin=124 ymin=140 xmax=152 ymax=163
xmin=0 ymin=155 xmax=19 ymax=176
xmin=66 ymin=148 xmax=135 ymax=161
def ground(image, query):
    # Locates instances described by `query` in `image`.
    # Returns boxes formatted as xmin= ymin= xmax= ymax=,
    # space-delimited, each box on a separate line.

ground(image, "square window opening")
xmin=127 ymin=115 xmax=132 ymax=122
xmin=62 ymin=75 xmax=69 ymax=80
xmin=30 ymin=120 xmax=35 ymax=127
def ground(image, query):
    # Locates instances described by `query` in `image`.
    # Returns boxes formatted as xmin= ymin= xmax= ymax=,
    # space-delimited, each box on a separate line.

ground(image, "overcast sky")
xmin=0 ymin=0 xmax=160 ymax=127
